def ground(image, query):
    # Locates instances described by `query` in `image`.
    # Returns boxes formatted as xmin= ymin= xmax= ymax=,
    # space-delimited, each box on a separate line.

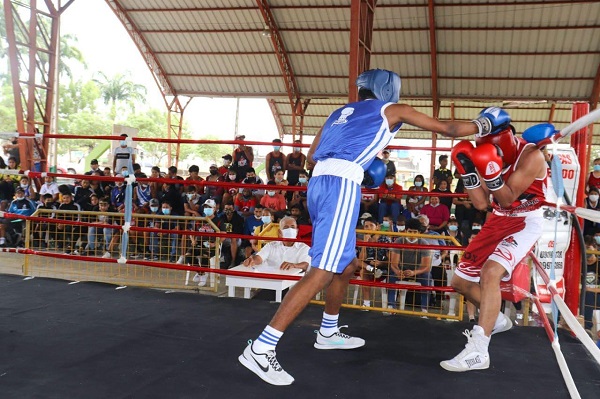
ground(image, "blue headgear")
xmin=355 ymin=69 xmax=401 ymax=103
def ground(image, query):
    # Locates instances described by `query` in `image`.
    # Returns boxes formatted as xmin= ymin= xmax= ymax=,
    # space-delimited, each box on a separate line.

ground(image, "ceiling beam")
xmin=590 ymin=62 xmax=600 ymax=109
xmin=267 ymin=99 xmax=286 ymax=138
xmin=427 ymin=0 xmax=440 ymax=118
xmin=348 ymin=0 xmax=376 ymax=102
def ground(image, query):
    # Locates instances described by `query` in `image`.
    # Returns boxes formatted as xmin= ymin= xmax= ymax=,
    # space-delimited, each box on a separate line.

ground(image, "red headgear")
xmin=475 ymin=125 xmax=519 ymax=165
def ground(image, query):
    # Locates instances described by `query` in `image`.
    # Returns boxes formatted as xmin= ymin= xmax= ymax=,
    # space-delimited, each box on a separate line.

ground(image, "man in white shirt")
xmin=242 ymin=216 xmax=310 ymax=271
xmin=38 ymin=175 xmax=60 ymax=202
xmin=112 ymin=134 xmax=136 ymax=174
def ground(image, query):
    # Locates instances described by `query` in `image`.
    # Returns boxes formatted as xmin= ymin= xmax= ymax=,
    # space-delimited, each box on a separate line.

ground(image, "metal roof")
xmin=105 ymin=0 xmax=600 ymax=142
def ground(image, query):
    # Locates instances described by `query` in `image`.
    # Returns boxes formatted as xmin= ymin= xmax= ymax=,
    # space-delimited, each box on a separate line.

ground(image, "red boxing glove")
xmin=471 ymin=143 xmax=505 ymax=191
xmin=451 ymin=141 xmax=480 ymax=190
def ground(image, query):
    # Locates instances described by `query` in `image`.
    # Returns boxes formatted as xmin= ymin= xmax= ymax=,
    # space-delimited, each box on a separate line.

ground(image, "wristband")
xmin=461 ymin=172 xmax=481 ymax=190
xmin=484 ymin=176 xmax=504 ymax=191
xmin=472 ymin=117 xmax=491 ymax=138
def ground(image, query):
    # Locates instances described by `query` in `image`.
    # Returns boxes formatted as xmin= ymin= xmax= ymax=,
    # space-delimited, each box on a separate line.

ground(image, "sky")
xmin=60 ymin=0 xmax=280 ymax=148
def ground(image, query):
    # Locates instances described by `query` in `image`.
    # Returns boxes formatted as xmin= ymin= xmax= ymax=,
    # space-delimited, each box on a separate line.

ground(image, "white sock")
xmin=473 ymin=325 xmax=491 ymax=350
xmin=253 ymin=325 xmax=283 ymax=353
xmin=319 ymin=312 xmax=339 ymax=336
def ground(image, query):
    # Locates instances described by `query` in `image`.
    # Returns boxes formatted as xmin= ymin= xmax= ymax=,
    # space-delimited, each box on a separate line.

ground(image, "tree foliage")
xmin=94 ymin=72 xmax=147 ymax=121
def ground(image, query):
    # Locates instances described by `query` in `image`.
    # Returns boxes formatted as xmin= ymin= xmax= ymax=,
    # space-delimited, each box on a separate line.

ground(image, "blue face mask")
xmin=120 ymin=140 xmax=127 ymax=147
xmin=415 ymin=181 xmax=423 ymax=187
xmin=273 ymin=146 xmax=281 ymax=151
xmin=261 ymin=215 xmax=271 ymax=224
xmin=382 ymin=221 xmax=390 ymax=228
xmin=204 ymin=207 xmax=214 ymax=217
xmin=299 ymin=177 xmax=307 ymax=184
xmin=449 ymin=225 xmax=459 ymax=232
xmin=150 ymin=207 xmax=158 ymax=213
xmin=595 ymin=236 xmax=600 ymax=245
xmin=594 ymin=165 xmax=600 ymax=172
xmin=162 ymin=208 xmax=171 ymax=215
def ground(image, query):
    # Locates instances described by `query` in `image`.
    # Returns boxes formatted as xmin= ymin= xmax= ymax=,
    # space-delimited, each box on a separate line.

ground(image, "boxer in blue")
xmin=239 ymin=69 xmax=511 ymax=385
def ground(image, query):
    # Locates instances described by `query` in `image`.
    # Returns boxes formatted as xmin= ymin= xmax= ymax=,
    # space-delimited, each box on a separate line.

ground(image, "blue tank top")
xmin=312 ymin=100 xmax=401 ymax=170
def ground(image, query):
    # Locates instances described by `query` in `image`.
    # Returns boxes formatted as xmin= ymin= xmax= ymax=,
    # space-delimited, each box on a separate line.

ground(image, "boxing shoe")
xmin=314 ymin=325 xmax=365 ymax=350
xmin=440 ymin=325 xmax=490 ymax=372
xmin=491 ymin=312 xmax=513 ymax=335
xmin=238 ymin=341 xmax=294 ymax=386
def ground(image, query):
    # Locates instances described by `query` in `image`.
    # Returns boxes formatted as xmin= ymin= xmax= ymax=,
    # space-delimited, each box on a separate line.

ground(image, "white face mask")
xmin=299 ymin=177 xmax=307 ymax=184
xmin=472 ymin=225 xmax=481 ymax=231
xmin=281 ymin=228 xmax=298 ymax=239
xmin=430 ymin=203 xmax=439 ymax=208
xmin=150 ymin=207 xmax=159 ymax=213
xmin=385 ymin=179 xmax=394 ymax=186
xmin=261 ymin=215 xmax=272 ymax=224
xmin=398 ymin=225 xmax=406 ymax=231
xmin=406 ymin=237 xmax=418 ymax=243
xmin=204 ymin=207 xmax=214 ymax=217
xmin=415 ymin=181 xmax=423 ymax=187
xmin=267 ymin=191 xmax=276 ymax=197
xmin=590 ymin=195 xmax=599 ymax=202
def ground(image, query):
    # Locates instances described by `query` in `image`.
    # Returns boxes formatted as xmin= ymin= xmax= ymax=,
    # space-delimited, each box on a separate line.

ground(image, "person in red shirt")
xmin=376 ymin=173 xmax=403 ymax=223
xmin=586 ymin=157 xmax=600 ymax=193
xmin=260 ymin=182 xmax=287 ymax=213
xmin=419 ymin=195 xmax=450 ymax=233
xmin=234 ymin=187 xmax=257 ymax=218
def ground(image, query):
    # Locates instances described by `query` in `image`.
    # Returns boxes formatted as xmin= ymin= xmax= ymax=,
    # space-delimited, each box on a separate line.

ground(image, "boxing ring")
xmin=1 ymin=130 xmax=600 ymax=397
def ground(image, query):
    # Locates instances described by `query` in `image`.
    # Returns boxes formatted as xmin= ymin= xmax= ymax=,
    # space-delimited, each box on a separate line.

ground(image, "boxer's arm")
xmin=307 ymin=127 xmax=323 ymax=165
xmin=385 ymin=104 xmax=478 ymax=138
xmin=493 ymin=148 xmax=546 ymax=208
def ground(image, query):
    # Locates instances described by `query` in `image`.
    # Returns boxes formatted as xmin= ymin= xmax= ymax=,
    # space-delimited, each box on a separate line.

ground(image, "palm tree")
xmin=94 ymin=72 xmax=147 ymax=121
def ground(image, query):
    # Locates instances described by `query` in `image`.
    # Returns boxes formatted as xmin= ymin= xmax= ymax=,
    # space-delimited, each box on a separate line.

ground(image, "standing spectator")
xmin=167 ymin=166 xmax=184 ymax=193
xmin=3 ymin=136 xmax=20 ymax=166
xmin=452 ymin=168 xmax=476 ymax=235
xmin=265 ymin=139 xmax=287 ymax=182
xmin=381 ymin=149 xmax=396 ymax=178
xmin=149 ymin=166 xmax=162 ymax=199
xmin=112 ymin=134 xmax=136 ymax=175
xmin=586 ymin=157 xmax=600 ymax=193
xmin=407 ymin=174 xmax=428 ymax=211
xmin=420 ymin=196 xmax=450 ymax=233
xmin=432 ymin=180 xmax=453 ymax=212
xmin=219 ymin=154 xmax=233 ymax=177
xmin=232 ymin=134 xmax=253 ymax=180
xmin=585 ymin=188 xmax=600 ymax=235
xmin=186 ymin=164 xmax=204 ymax=194
xmin=377 ymin=173 xmax=403 ymax=223
xmin=433 ymin=154 xmax=453 ymax=188
xmin=286 ymin=140 xmax=306 ymax=188
xmin=86 ymin=159 xmax=103 ymax=175
xmin=40 ymin=176 xmax=58 ymax=202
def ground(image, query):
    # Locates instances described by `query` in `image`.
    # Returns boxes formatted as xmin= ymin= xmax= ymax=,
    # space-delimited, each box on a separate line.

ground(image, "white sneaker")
xmin=102 ymin=252 xmax=111 ymax=259
xmin=440 ymin=328 xmax=490 ymax=372
xmin=73 ymin=250 xmax=80 ymax=256
xmin=238 ymin=341 xmax=294 ymax=386
xmin=491 ymin=313 xmax=513 ymax=335
xmin=314 ymin=325 xmax=365 ymax=350
xmin=192 ymin=273 xmax=208 ymax=286
xmin=192 ymin=273 xmax=201 ymax=283
xmin=176 ymin=256 xmax=184 ymax=264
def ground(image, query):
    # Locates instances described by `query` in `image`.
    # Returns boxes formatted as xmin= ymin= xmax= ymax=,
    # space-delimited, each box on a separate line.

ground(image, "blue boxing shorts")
xmin=307 ymin=175 xmax=360 ymax=273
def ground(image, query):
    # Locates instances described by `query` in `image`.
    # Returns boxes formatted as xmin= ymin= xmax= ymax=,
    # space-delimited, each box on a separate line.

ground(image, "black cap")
xmin=90 ymin=159 xmax=99 ymax=165
xmin=222 ymin=154 xmax=233 ymax=161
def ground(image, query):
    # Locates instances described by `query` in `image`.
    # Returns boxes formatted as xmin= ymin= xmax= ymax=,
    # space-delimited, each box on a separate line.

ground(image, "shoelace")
xmin=334 ymin=325 xmax=352 ymax=339
xmin=265 ymin=351 xmax=283 ymax=372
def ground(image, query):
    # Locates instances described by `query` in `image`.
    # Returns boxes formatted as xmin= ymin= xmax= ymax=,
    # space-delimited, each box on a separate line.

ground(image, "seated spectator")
xmin=19 ymin=176 xmax=35 ymax=200
xmin=55 ymin=191 xmax=82 ymax=254
xmin=407 ymin=174 xmax=428 ymax=211
xmin=32 ymin=193 xmax=57 ymax=248
xmin=110 ymin=176 xmax=126 ymax=211
xmin=241 ymin=167 xmax=265 ymax=199
xmin=388 ymin=218 xmax=433 ymax=311
xmin=132 ymin=163 xmax=142 ymax=177
xmin=271 ymin=169 xmax=289 ymax=196
xmin=360 ymin=184 xmax=379 ymax=218
xmin=159 ymin=182 xmax=185 ymax=216
xmin=149 ymin=166 xmax=162 ymax=199
xmin=242 ymin=216 xmax=310 ymax=271
xmin=221 ymin=167 xmax=239 ymax=205
xmin=74 ymin=179 xmax=94 ymax=208
xmin=203 ymin=163 xmax=224 ymax=205
xmin=0 ymin=174 xmax=16 ymax=208
xmin=40 ymin=176 xmax=58 ymax=202
xmin=416 ymin=214 xmax=442 ymax=310
xmin=260 ymin=181 xmax=287 ymax=214
xmin=219 ymin=201 xmax=245 ymax=267
xmin=288 ymin=170 xmax=309 ymax=212
xmin=289 ymin=204 xmax=310 ymax=226
xmin=357 ymin=217 xmax=391 ymax=308
xmin=219 ymin=154 xmax=233 ymax=177
xmin=159 ymin=200 xmax=180 ymax=262
xmin=3 ymin=187 xmax=36 ymax=246
xmin=143 ymin=198 xmax=163 ymax=261
xmin=377 ymin=173 xmax=403 ymax=223
xmin=241 ymin=204 xmax=264 ymax=258
xmin=87 ymin=197 xmax=119 ymax=258
xmin=432 ymin=180 xmax=453 ymax=212
xmin=419 ymin=196 xmax=450 ymax=233
xmin=88 ymin=173 xmax=105 ymax=198
xmin=452 ymin=168 xmax=476 ymax=235
xmin=584 ymin=235 xmax=600 ymax=330
xmin=186 ymin=164 xmax=204 ymax=194
xmin=183 ymin=185 xmax=202 ymax=218
xmin=443 ymin=216 xmax=466 ymax=246
xmin=133 ymin=173 xmax=151 ymax=211
xmin=381 ymin=213 xmax=399 ymax=233
xmin=251 ymin=207 xmax=279 ymax=252
xmin=234 ymin=187 xmax=257 ymax=218
xmin=167 ymin=166 xmax=184 ymax=193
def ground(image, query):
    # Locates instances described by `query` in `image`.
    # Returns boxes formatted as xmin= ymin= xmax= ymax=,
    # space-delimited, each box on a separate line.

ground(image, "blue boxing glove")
xmin=523 ymin=123 xmax=556 ymax=145
xmin=472 ymin=107 xmax=511 ymax=138
xmin=362 ymin=158 xmax=387 ymax=188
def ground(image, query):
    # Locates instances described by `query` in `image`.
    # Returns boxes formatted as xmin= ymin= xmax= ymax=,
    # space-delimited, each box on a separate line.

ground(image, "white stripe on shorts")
xmin=321 ymin=178 xmax=356 ymax=272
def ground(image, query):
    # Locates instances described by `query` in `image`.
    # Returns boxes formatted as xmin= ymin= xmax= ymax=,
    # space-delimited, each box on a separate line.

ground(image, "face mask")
xmin=406 ymin=237 xmax=418 ymax=243
xmin=210 ymin=169 xmax=218 ymax=175
xmin=430 ymin=203 xmax=439 ymax=208
xmin=281 ymin=228 xmax=297 ymax=239
xmin=275 ymin=178 xmax=283 ymax=183
xmin=20 ymin=184 xmax=28 ymax=189
xmin=45 ymin=202 xmax=53 ymax=207
xmin=595 ymin=236 xmax=600 ymax=245
xmin=385 ymin=179 xmax=394 ymax=186
xmin=228 ymin=174 xmax=236 ymax=181
xmin=204 ymin=207 xmax=214 ymax=217
xmin=246 ymin=177 xmax=256 ymax=183
xmin=223 ymin=160 xmax=231 ymax=166
xmin=186 ymin=193 xmax=195 ymax=200
xmin=254 ymin=214 xmax=262 ymax=220
xmin=382 ymin=221 xmax=390 ymax=228
xmin=293 ymin=147 xmax=301 ymax=152
xmin=398 ymin=225 xmax=406 ymax=231
xmin=449 ymin=225 xmax=458 ymax=232
xmin=415 ymin=181 xmax=423 ymax=187
xmin=267 ymin=191 xmax=276 ymax=197
xmin=594 ymin=165 xmax=600 ymax=172
xmin=299 ymin=177 xmax=307 ymax=184
xmin=122 ymin=171 xmax=130 ymax=178
xmin=120 ymin=140 xmax=127 ymax=147
xmin=273 ymin=146 xmax=281 ymax=151
xmin=46 ymin=182 xmax=52 ymax=186
xmin=150 ymin=206 xmax=158 ymax=213
xmin=472 ymin=225 xmax=481 ymax=231
xmin=261 ymin=215 xmax=271 ymax=224
xmin=141 ymin=184 xmax=148 ymax=189
xmin=116 ymin=183 xmax=123 ymax=188
xmin=590 ymin=195 xmax=599 ymax=202
xmin=162 ymin=208 xmax=171 ymax=215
